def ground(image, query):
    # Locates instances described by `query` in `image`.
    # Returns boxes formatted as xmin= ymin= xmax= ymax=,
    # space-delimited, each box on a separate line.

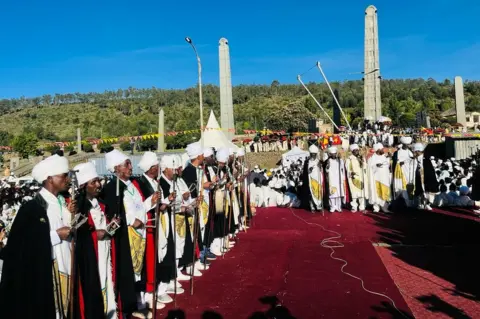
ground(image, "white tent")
xmin=199 ymin=110 xmax=237 ymax=150
xmin=281 ymin=146 xmax=309 ymax=166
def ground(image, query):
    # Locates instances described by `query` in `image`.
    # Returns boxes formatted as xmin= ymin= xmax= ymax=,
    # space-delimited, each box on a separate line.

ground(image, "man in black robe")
xmin=412 ymin=143 xmax=439 ymax=210
xmin=101 ymin=150 xmax=139 ymax=317
xmin=71 ymin=163 xmax=105 ymax=319
xmin=135 ymin=151 xmax=171 ymax=308
xmin=0 ymin=155 xmax=72 ymax=318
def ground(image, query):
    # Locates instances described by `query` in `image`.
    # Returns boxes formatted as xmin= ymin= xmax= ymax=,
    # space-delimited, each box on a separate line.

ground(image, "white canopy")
xmin=199 ymin=110 xmax=237 ymax=150
xmin=281 ymin=146 xmax=309 ymax=166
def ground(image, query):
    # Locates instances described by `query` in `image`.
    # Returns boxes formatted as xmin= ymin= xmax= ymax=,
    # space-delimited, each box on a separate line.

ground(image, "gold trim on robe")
xmin=128 ymin=226 xmax=146 ymax=275
xmin=52 ymin=259 xmax=69 ymax=314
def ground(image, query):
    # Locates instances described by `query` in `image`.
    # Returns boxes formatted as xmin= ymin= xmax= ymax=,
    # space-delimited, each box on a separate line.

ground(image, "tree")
xmin=0 ymin=131 xmax=13 ymax=146
xmin=12 ymin=133 xmax=38 ymax=158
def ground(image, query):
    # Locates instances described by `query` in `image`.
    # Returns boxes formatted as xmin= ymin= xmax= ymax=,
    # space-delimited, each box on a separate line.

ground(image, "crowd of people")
xmin=0 ymin=130 xmax=479 ymax=319
xmin=247 ymin=136 xmax=480 ymax=215
xmin=0 ymin=144 xmax=253 ymax=319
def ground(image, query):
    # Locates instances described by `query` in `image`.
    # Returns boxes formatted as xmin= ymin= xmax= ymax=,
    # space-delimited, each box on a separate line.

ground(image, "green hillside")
xmin=0 ymin=79 xmax=479 ymax=146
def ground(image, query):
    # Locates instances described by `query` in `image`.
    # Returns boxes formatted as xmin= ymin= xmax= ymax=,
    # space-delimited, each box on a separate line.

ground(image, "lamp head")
xmin=185 ymin=37 xmax=192 ymax=44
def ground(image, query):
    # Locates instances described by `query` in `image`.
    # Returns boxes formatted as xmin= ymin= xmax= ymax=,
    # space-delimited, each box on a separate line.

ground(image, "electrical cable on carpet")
xmin=289 ymin=208 xmax=411 ymax=319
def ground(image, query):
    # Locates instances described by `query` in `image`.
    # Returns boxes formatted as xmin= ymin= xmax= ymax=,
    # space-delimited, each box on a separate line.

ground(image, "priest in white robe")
xmin=393 ymin=137 xmax=415 ymax=204
xmin=325 ymin=146 xmax=347 ymax=213
xmin=346 ymin=144 xmax=368 ymax=212
xmin=367 ymin=143 xmax=392 ymax=213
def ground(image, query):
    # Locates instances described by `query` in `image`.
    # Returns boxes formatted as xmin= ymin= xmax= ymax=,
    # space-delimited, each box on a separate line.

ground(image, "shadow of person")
xmin=165 ymin=309 xmax=186 ymax=319
xmin=201 ymin=310 xmax=224 ymax=319
xmin=417 ymin=294 xmax=472 ymax=319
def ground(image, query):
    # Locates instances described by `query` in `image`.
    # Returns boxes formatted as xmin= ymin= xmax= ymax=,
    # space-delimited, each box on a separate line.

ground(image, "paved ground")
xmin=141 ymin=206 xmax=479 ymax=318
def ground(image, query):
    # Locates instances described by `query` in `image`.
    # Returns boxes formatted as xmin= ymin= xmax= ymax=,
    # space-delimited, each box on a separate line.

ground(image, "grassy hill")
xmin=0 ymin=79 xmax=479 ymax=146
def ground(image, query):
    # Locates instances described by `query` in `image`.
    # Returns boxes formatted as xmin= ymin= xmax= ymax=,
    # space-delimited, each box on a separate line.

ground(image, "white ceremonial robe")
xmin=89 ymin=198 xmax=116 ymax=319
xmin=326 ymin=158 xmax=347 ymax=212
xmin=142 ymin=174 xmax=168 ymax=261
xmin=393 ymin=149 xmax=415 ymax=202
xmin=308 ymin=158 xmax=323 ymax=210
xmin=367 ymin=154 xmax=391 ymax=212
xmin=39 ymin=188 xmax=72 ymax=319
xmin=122 ymin=180 xmax=149 ymax=283
xmin=346 ymin=155 xmax=368 ymax=211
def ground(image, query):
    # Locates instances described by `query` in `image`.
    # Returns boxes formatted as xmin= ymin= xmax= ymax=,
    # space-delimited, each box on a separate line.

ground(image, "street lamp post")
xmin=185 ymin=37 xmax=204 ymax=147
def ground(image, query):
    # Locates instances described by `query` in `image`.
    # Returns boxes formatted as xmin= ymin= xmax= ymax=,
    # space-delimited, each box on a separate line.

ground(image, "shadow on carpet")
xmin=370 ymin=205 xmax=480 ymax=302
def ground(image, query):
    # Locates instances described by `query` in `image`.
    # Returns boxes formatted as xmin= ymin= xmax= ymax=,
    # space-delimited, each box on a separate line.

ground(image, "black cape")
xmin=100 ymin=177 xmax=137 ymax=315
xmin=422 ymin=157 xmax=439 ymax=193
xmin=0 ymin=195 xmax=57 ymax=318
xmin=72 ymin=191 xmax=105 ymax=319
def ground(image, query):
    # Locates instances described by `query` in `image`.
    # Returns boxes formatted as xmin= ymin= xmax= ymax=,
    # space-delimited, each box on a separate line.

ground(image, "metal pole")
xmin=297 ymin=75 xmax=340 ymax=131
xmin=185 ymin=37 xmax=204 ymax=148
xmin=316 ymin=62 xmax=352 ymax=130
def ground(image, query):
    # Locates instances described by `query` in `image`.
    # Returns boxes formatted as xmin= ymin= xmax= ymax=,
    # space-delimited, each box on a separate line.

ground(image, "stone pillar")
xmin=158 ymin=108 xmax=165 ymax=152
xmin=455 ymin=76 xmax=467 ymax=126
xmin=219 ymin=38 xmax=235 ymax=140
xmin=364 ymin=5 xmax=381 ymax=120
xmin=77 ymin=128 xmax=82 ymax=153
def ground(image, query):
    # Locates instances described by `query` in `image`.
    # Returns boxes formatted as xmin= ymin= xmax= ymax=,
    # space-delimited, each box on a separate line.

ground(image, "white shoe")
xmin=359 ymin=207 xmax=366 ymax=211
xmin=424 ymin=204 xmax=433 ymax=211
xmin=166 ymin=286 xmax=184 ymax=294
xmin=176 ymin=272 xmax=191 ymax=281
xmin=329 ymin=208 xmax=335 ymax=213
xmin=132 ymin=309 xmax=151 ymax=319
xmin=167 ymin=280 xmax=182 ymax=289
xmin=157 ymin=294 xmax=173 ymax=304
xmin=211 ymin=249 xmax=222 ymax=256
xmin=351 ymin=209 xmax=357 ymax=213
xmin=186 ymin=267 xmax=202 ymax=277
xmin=195 ymin=260 xmax=209 ymax=270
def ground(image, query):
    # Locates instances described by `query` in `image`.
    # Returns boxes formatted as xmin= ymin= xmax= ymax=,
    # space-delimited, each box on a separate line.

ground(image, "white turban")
xmin=327 ymin=146 xmax=337 ymax=154
xmin=229 ymin=147 xmax=238 ymax=156
xmin=186 ymin=142 xmax=203 ymax=159
xmin=430 ymin=156 xmax=435 ymax=160
xmin=216 ymin=148 xmax=229 ymax=163
xmin=349 ymin=144 xmax=359 ymax=152
xmin=32 ymin=155 xmax=69 ymax=183
xmin=237 ymin=148 xmax=245 ymax=156
xmin=373 ymin=143 xmax=384 ymax=152
xmin=74 ymin=162 xmax=98 ymax=186
xmin=203 ymin=148 xmax=214 ymax=158
xmin=413 ymin=143 xmax=425 ymax=152
xmin=160 ymin=155 xmax=175 ymax=171
xmin=138 ymin=151 xmax=159 ymax=172
xmin=400 ymin=137 xmax=412 ymax=145
xmin=105 ymin=150 xmax=129 ymax=173
xmin=308 ymin=144 xmax=319 ymax=153
xmin=173 ymin=155 xmax=183 ymax=168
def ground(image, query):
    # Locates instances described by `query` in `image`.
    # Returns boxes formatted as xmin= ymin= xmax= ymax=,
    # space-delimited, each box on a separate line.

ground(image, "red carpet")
xmin=151 ymin=208 xmax=413 ymax=319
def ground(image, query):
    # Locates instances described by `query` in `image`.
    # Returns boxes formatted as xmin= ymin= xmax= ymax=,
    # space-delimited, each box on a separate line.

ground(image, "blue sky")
xmin=0 ymin=0 xmax=478 ymax=98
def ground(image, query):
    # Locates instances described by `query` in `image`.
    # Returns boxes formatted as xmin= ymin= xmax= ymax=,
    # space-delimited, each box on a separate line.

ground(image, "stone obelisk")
xmin=157 ymin=108 xmax=165 ymax=152
xmin=219 ymin=38 xmax=235 ymax=140
xmin=364 ymin=5 xmax=381 ymax=121
xmin=454 ymin=76 xmax=467 ymax=126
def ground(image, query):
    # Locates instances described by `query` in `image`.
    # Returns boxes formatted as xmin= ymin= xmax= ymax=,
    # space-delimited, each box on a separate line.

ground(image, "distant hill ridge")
xmin=0 ymin=79 xmax=479 ymax=142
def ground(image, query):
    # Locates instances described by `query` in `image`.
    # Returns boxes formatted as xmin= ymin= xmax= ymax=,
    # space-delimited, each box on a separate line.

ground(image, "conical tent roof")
xmin=200 ymin=110 xmax=237 ymax=150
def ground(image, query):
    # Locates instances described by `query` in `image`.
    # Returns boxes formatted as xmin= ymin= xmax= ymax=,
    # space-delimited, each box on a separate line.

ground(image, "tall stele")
xmin=218 ymin=38 xmax=235 ymax=140
xmin=364 ymin=5 xmax=382 ymax=121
